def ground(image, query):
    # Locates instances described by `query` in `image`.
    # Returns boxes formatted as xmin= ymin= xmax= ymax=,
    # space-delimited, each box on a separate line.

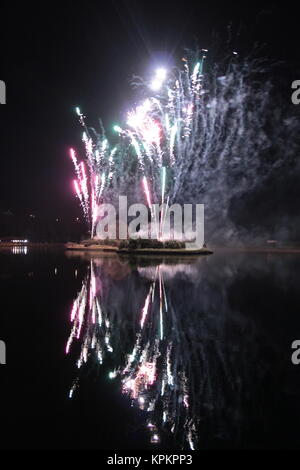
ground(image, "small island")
xmin=65 ymin=238 xmax=213 ymax=256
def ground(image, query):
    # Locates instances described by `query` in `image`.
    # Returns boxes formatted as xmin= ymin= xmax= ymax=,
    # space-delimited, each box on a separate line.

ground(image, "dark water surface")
xmin=0 ymin=248 xmax=300 ymax=449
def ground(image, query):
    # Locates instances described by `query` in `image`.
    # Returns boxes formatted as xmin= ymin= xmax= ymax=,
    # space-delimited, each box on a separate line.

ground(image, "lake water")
xmin=0 ymin=248 xmax=300 ymax=449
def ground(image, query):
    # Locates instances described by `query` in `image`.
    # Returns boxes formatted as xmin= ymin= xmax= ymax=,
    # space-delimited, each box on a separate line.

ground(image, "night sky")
xmin=0 ymin=1 xmax=299 ymax=239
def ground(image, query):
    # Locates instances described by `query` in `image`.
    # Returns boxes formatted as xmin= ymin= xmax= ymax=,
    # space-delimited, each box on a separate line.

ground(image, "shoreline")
xmin=1 ymin=242 xmax=300 ymax=254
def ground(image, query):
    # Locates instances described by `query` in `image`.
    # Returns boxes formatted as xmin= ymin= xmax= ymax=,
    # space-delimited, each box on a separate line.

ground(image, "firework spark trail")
xmin=142 ymin=176 xmax=152 ymax=209
xmin=160 ymin=167 xmax=167 ymax=236
xmin=70 ymin=108 xmax=125 ymax=235
xmin=70 ymin=148 xmax=80 ymax=177
xmin=73 ymin=179 xmax=83 ymax=204
xmin=161 ymin=196 xmax=170 ymax=238
xmin=142 ymin=176 xmax=161 ymax=240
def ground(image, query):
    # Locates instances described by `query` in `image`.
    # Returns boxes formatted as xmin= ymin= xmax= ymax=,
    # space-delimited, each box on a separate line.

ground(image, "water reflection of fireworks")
xmin=66 ymin=258 xmax=199 ymax=449
xmin=66 ymin=254 xmax=281 ymax=450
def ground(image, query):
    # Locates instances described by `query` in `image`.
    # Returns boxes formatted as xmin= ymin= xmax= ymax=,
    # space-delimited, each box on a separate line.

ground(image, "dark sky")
xmin=0 ymin=1 xmax=299 ymax=229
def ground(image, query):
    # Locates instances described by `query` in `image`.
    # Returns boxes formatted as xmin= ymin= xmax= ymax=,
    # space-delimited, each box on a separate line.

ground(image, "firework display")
xmin=69 ymin=52 xmax=208 ymax=237
xmin=70 ymin=50 xmax=296 ymax=242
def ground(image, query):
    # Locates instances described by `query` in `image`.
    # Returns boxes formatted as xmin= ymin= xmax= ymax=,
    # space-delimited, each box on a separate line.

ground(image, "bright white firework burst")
xmin=112 ymin=51 xmax=207 ymax=214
